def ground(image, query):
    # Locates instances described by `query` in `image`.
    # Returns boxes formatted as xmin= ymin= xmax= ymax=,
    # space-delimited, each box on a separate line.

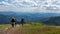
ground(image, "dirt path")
xmin=0 ymin=25 xmax=20 ymax=34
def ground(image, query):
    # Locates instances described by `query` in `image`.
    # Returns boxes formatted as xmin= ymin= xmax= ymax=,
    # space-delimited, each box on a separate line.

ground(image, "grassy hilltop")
xmin=0 ymin=22 xmax=60 ymax=34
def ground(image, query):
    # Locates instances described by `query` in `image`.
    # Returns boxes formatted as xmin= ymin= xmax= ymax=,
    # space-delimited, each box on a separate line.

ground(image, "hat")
xmin=12 ymin=16 xmax=15 ymax=19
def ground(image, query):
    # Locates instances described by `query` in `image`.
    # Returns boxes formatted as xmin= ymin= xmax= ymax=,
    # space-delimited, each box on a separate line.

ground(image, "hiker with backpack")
xmin=21 ymin=17 xmax=25 ymax=26
xmin=11 ymin=16 xmax=16 ymax=28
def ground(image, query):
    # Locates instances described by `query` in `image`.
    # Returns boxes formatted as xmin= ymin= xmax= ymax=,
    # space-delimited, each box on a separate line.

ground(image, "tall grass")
xmin=18 ymin=23 xmax=60 ymax=34
xmin=0 ymin=24 xmax=11 ymax=31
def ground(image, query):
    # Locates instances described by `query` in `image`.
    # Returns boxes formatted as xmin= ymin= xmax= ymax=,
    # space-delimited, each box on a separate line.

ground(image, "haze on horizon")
xmin=0 ymin=0 xmax=60 ymax=13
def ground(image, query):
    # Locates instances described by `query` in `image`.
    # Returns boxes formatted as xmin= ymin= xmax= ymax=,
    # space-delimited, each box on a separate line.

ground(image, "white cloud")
xmin=2 ymin=1 xmax=12 ymax=5
xmin=0 ymin=0 xmax=60 ymax=13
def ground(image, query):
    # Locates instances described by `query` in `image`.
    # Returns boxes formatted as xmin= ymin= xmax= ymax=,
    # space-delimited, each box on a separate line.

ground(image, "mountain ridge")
xmin=0 ymin=12 xmax=60 ymax=25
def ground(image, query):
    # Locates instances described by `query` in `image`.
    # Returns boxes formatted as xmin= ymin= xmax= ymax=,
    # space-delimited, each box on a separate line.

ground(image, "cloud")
xmin=2 ymin=1 xmax=12 ymax=5
xmin=0 ymin=0 xmax=60 ymax=13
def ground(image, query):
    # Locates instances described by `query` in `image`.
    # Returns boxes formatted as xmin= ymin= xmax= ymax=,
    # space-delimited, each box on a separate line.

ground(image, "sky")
xmin=0 ymin=0 xmax=60 ymax=13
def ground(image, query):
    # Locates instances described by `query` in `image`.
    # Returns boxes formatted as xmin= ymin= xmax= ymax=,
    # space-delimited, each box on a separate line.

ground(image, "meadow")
xmin=18 ymin=23 xmax=60 ymax=34
xmin=0 ymin=24 xmax=11 ymax=31
xmin=0 ymin=23 xmax=60 ymax=34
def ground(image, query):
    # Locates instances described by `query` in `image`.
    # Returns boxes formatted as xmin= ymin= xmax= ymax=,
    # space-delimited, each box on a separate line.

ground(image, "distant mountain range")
xmin=40 ymin=16 xmax=60 ymax=26
xmin=0 ymin=11 xmax=60 ymax=25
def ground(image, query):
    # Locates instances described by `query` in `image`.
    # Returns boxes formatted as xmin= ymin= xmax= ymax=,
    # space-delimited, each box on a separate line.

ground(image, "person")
xmin=11 ymin=16 xmax=16 ymax=28
xmin=21 ymin=17 xmax=25 ymax=26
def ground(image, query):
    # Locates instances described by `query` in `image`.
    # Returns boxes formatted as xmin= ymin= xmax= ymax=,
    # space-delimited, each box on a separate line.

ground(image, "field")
xmin=0 ymin=24 xmax=11 ymax=31
xmin=0 ymin=23 xmax=60 ymax=34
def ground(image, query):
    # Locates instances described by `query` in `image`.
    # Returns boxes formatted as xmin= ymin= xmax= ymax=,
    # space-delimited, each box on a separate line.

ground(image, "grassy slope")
xmin=0 ymin=24 xmax=11 ymax=31
xmin=19 ymin=23 xmax=60 ymax=34
xmin=0 ymin=23 xmax=60 ymax=34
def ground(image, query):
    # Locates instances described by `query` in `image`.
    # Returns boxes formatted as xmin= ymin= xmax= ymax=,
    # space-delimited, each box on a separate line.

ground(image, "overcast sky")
xmin=0 ymin=0 xmax=60 ymax=13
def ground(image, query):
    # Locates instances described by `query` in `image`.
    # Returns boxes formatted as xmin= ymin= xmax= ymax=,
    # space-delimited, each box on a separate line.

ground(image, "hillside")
xmin=40 ymin=16 xmax=60 ymax=25
xmin=0 ymin=24 xmax=60 ymax=34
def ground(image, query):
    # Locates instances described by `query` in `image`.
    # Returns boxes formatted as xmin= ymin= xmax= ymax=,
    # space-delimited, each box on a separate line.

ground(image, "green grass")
xmin=19 ymin=23 xmax=60 ymax=34
xmin=0 ymin=24 xmax=11 ymax=31
xmin=0 ymin=23 xmax=60 ymax=34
